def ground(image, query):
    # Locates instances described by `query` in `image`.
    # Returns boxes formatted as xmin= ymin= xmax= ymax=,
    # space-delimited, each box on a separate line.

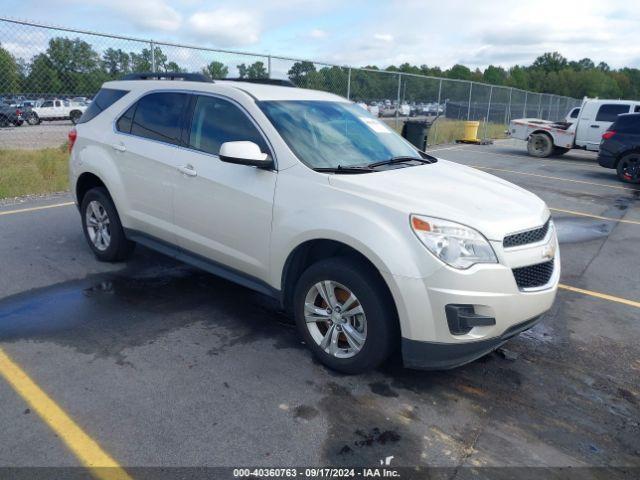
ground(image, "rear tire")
xmin=293 ymin=257 xmax=398 ymax=374
xmin=0 ymin=115 xmax=9 ymax=128
xmin=616 ymin=153 xmax=640 ymax=184
xmin=80 ymin=187 xmax=135 ymax=262
xmin=527 ymin=133 xmax=553 ymax=157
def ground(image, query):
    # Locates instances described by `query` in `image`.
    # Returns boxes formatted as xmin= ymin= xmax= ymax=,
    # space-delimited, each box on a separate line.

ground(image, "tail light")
xmin=68 ymin=128 xmax=77 ymax=152
xmin=602 ymin=130 xmax=616 ymax=140
xmin=16 ymin=109 xmax=22 ymax=116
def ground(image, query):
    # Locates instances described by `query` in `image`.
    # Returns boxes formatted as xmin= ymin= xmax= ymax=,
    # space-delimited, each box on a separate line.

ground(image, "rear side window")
xmin=130 ymin=92 xmax=189 ymax=145
xmin=614 ymin=115 xmax=640 ymax=134
xmin=77 ymin=88 xmax=129 ymax=124
xmin=188 ymin=95 xmax=268 ymax=155
xmin=595 ymin=104 xmax=630 ymax=122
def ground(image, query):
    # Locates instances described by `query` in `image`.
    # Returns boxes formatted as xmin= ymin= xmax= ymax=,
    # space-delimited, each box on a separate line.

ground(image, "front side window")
xmin=188 ymin=95 xmax=268 ymax=155
xmin=596 ymin=104 xmax=630 ymax=122
xmin=258 ymin=100 xmax=419 ymax=169
xmin=130 ymin=92 xmax=188 ymax=145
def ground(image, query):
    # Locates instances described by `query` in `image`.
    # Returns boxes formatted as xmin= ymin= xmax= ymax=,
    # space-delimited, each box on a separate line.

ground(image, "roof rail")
xmin=224 ymin=78 xmax=295 ymax=87
xmin=121 ymin=72 xmax=212 ymax=82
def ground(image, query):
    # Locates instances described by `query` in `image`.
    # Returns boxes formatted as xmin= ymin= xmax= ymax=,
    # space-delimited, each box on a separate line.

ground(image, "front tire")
xmin=616 ymin=153 xmax=640 ymax=184
xmin=26 ymin=112 xmax=40 ymax=125
xmin=527 ymin=133 xmax=553 ymax=157
xmin=80 ymin=187 xmax=135 ymax=262
xmin=293 ymin=257 xmax=398 ymax=374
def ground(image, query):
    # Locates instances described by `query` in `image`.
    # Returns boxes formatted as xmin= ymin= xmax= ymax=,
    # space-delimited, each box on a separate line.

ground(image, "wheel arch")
xmin=280 ymin=239 xmax=399 ymax=324
xmin=528 ymin=129 xmax=554 ymax=142
xmin=615 ymin=147 xmax=640 ymax=167
xmin=75 ymin=172 xmax=108 ymax=207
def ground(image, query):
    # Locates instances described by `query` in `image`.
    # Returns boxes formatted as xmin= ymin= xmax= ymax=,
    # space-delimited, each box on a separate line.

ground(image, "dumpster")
xmin=401 ymin=119 xmax=432 ymax=150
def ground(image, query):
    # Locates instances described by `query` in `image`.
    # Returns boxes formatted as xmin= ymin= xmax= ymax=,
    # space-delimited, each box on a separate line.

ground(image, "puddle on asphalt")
xmin=0 ymin=262 xmax=298 ymax=361
xmin=554 ymin=216 xmax=613 ymax=244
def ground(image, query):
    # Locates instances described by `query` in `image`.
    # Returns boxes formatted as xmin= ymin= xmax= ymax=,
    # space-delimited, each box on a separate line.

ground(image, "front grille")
xmin=512 ymin=260 xmax=554 ymax=289
xmin=503 ymin=220 xmax=550 ymax=248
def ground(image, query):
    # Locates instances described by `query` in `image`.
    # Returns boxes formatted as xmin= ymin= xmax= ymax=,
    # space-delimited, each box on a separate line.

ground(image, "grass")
xmin=0 ymin=146 xmax=69 ymax=199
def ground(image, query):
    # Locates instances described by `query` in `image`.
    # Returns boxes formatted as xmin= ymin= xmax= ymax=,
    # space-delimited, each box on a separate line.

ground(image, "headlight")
xmin=410 ymin=214 xmax=497 ymax=269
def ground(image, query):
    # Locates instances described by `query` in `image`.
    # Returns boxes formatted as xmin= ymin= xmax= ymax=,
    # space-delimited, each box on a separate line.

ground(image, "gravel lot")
xmin=0 ymin=121 xmax=71 ymax=149
xmin=0 ymin=140 xmax=638 ymax=477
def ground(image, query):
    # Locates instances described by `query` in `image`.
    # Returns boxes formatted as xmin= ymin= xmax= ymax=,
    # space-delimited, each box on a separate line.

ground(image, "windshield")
xmin=258 ymin=100 xmax=421 ymax=169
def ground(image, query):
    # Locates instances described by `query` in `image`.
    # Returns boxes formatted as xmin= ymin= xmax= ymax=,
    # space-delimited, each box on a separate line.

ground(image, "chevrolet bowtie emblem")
xmin=541 ymin=242 xmax=556 ymax=260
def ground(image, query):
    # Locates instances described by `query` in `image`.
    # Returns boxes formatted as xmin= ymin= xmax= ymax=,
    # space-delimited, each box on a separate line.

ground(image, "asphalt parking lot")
xmin=0 ymin=140 xmax=638 ymax=477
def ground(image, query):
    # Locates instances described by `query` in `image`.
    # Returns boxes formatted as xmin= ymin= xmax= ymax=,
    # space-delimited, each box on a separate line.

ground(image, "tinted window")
xmin=595 ymin=104 xmax=630 ymax=122
xmin=188 ymin=95 xmax=268 ymax=155
xmin=131 ymin=92 xmax=188 ymax=145
xmin=41 ymin=101 xmax=53 ymax=108
xmin=78 ymin=88 xmax=129 ymax=124
xmin=570 ymin=108 xmax=579 ymax=118
xmin=614 ymin=115 xmax=640 ymax=134
xmin=116 ymin=104 xmax=137 ymax=134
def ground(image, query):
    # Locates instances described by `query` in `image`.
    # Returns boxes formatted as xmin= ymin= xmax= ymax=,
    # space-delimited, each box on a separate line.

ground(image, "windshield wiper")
xmin=314 ymin=165 xmax=374 ymax=174
xmin=367 ymin=156 xmax=432 ymax=169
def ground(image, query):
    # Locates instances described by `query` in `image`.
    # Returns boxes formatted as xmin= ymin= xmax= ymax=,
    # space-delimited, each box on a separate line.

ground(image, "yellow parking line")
xmin=472 ymin=165 xmax=638 ymax=192
xmin=550 ymin=207 xmax=640 ymax=226
xmin=0 ymin=348 xmax=132 ymax=480
xmin=559 ymin=284 xmax=640 ymax=309
xmin=0 ymin=201 xmax=75 ymax=216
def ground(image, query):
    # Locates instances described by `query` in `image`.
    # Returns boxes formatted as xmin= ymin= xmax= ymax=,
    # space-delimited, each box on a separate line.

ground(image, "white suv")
xmin=69 ymin=73 xmax=559 ymax=373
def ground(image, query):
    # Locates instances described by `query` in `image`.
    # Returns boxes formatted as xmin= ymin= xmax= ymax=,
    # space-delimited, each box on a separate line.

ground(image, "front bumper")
xmin=383 ymin=226 xmax=559 ymax=370
xmin=402 ymin=315 xmax=541 ymax=370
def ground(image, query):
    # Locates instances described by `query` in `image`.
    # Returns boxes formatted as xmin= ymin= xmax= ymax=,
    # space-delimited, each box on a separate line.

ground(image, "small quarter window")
xmin=116 ymin=104 xmax=137 ymax=134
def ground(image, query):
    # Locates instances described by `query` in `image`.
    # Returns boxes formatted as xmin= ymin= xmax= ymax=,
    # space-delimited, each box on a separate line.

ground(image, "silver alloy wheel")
xmin=85 ymin=200 xmax=111 ymax=251
xmin=304 ymin=280 xmax=367 ymax=359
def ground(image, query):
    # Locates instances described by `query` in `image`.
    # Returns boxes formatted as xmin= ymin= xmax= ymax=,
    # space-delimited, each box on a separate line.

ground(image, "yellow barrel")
xmin=462 ymin=121 xmax=480 ymax=141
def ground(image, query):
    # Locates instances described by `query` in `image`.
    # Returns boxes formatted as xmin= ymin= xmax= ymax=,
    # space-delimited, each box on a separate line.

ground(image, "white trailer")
xmin=509 ymin=98 xmax=640 ymax=157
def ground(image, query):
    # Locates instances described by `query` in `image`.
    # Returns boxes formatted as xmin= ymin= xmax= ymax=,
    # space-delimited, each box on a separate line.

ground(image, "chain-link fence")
xmin=0 ymin=16 xmax=582 ymax=147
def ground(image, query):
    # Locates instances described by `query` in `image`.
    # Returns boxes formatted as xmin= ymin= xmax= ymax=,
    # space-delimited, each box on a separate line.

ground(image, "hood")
xmin=328 ymin=159 xmax=549 ymax=241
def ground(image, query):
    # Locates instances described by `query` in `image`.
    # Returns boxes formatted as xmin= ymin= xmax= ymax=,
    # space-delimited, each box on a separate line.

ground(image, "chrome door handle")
xmin=178 ymin=164 xmax=197 ymax=177
xmin=111 ymin=143 xmax=126 ymax=152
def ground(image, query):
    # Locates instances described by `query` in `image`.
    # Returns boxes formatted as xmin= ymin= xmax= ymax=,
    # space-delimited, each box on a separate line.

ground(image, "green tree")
xmin=130 ymin=47 xmax=167 ymax=72
xmin=238 ymin=61 xmax=268 ymax=79
xmin=0 ymin=43 xmax=21 ymax=94
xmin=25 ymin=53 xmax=62 ymax=94
xmin=102 ymin=48 xmax=131 ymax=77
xmin=531 ymin=52 xmax=568 ymax=73
xmin=202 ymin=61 xmax=228 ymax=79
xmin=483 ymin=65 xmax=507 ymax=85
xmin=447 ymin=64 xmax=472 ymax=80
xmin=288 ymin=61 xmax=316 ymax=85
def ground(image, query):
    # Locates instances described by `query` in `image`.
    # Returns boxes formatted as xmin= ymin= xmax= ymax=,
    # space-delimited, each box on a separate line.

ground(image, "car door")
xmin=172 ymin=94 xmax=277 ymax=282
xmin=112 ymin=91 xmax=190 ymax=244
xmin=583 ymin=103 xmax=631 ymax=150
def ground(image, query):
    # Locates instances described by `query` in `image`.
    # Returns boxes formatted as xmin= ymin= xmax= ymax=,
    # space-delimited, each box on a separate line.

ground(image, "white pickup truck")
xmin=509 ymin=99 xmax=640 ymax=157
xmin=26 ymin=98 xmax=87 ymax=125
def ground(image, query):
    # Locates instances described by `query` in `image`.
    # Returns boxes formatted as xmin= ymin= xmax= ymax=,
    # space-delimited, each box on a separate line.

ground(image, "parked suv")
xmin=69 ymin=73 xmax=560 ymax=373
xmin=0 ymin=103 xmax=24 ymax=127
xmin=598 ymin=113 xmax=640 ymax=184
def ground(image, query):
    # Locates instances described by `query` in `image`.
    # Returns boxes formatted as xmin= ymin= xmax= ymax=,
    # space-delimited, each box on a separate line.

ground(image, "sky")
xmin=1 ymin=0 xmax=639 ymax=70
